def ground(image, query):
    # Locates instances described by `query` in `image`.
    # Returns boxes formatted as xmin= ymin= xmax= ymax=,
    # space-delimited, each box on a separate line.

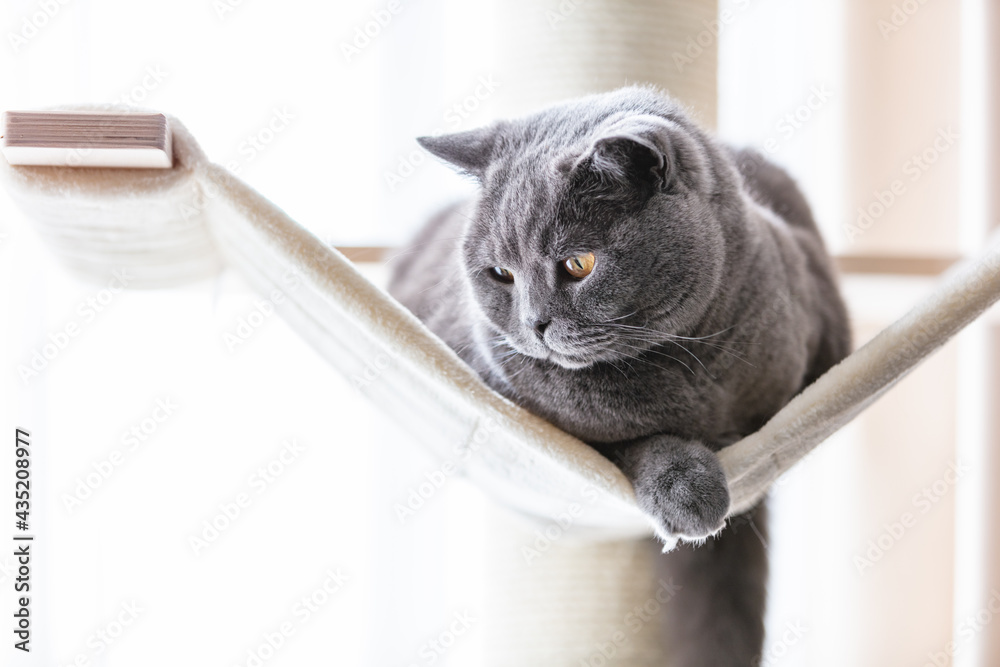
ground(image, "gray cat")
xmin=389 ymin=86 xmax=851 ymax=666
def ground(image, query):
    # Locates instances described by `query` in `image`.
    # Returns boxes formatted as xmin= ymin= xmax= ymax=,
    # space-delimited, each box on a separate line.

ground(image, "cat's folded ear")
xmin=565 ymin=115 xmax=708 ymax=195
xmin=417 ymin=124 xmax=501 ymax=179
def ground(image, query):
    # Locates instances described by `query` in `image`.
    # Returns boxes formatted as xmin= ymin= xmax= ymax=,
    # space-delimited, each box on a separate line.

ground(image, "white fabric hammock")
xmin=3 ymin=112 xmax=1000 ymax=543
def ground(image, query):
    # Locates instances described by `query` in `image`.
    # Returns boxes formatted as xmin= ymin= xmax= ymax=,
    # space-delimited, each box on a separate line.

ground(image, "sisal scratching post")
xmin=493 ymin=0 xmax=718 ymax=128
xmin=485 ymin=506 xmax=673 ymax=664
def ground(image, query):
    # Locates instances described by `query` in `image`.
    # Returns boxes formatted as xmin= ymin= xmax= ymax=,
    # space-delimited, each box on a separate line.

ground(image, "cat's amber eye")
xmin=562 ymin=252 xmax=596 ymax=279
xmin=490 ymin=266 xmax=515 ymax=283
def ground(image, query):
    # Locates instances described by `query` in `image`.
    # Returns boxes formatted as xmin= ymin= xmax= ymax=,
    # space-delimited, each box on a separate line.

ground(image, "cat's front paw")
xmin=634 ymin=453 xmax=730 ymax=546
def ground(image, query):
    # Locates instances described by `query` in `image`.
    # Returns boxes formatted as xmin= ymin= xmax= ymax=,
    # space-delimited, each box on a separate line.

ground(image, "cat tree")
xmin=3 ymin=109 xmax=1000 ymax=663
xmin=3 ymin=1 xmax=1000 ymax=664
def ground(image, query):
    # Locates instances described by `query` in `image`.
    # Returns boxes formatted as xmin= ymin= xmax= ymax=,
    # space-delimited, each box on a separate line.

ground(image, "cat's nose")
xmin=533 ymin=319 xmax=550 ymax=338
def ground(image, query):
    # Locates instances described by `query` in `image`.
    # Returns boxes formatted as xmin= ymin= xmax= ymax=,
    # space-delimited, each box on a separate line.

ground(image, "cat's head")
xmin=419 ymin=87 xmax=737 ymax=370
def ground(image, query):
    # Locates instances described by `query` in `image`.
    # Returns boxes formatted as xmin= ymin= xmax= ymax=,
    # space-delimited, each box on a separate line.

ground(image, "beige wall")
xmin=845 ymin=0 xmax=962 ymax=257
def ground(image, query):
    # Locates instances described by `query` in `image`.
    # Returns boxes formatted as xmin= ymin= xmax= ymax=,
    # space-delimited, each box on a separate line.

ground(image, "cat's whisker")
xmin=614 ymin=341 xmax=695 ymax=376
xmin=616 ymin=349 xmax=692 ymax=378
xmin=664 ymin=339 xmax=715 ymax=379
xmin=496 ymin=346 xmax=522 ymax=363
xmin=638 ymin=332 xmax=754 ymax=365
xmin=595 ymin=324 xmax=753 ymax=359
xmin=564 ymin=333 xmax=614 ymax=347
xmin=599 ymin=310 xmax=639 ymax=324
xmin=615 ymin=330 xmax=755 ymax=369
xmin=593 ymin=321 xmax=741 ymax=344
xmin=692 ymin=341 xmax=756 ymax=367
xmin=671 ymin=324 xmax=741 ymax=342
xmin=607 ymin=358 xmax=632 ymax=381
xmin=614 ymin=351 xmax=641 ymax=379
xmin=454 ymin=332 xmax=506 ymax=360
xmin=502 ymin=356 xmax=534 ymax=382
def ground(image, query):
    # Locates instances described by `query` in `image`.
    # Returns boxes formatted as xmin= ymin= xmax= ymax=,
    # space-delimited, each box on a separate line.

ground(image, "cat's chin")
xmin=548 ymin=353 xmax=595 ymax=370
xmin=504 ymin=342 xmax=597 ymax=370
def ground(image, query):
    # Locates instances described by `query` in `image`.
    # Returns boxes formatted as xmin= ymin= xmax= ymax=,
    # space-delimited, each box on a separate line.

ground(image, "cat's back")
xmin=387 ymin=201 xmax=473 ymax=352
xmin=729 ymin=147 xmax=852 ymax=386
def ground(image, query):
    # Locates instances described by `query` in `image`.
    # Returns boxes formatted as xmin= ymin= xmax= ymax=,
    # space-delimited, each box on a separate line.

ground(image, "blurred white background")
xmin=1 ymin=0 xmax=998 ymax=665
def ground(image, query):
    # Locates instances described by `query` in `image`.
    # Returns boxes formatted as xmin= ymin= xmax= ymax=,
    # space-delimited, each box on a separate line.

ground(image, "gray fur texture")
xmin=389 ymin=86 xmax=851 ymax=666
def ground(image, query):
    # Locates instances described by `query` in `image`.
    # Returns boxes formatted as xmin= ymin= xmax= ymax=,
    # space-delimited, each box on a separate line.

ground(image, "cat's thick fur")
xmin=389 ymin=86 xmax=851 ymax=665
